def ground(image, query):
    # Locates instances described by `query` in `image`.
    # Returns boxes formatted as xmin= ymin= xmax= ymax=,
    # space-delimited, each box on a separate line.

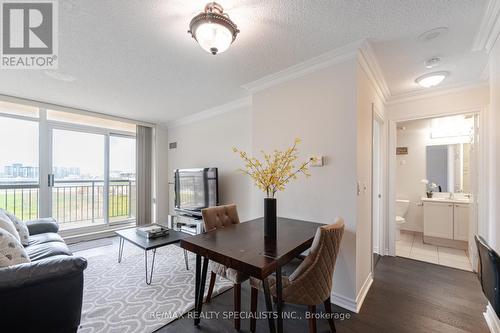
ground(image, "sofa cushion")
xmin=26 ymin=242 xmax=72 ymax=262
xmin=28 ymin=233 xmax=65 ymax=246
xmin=0 ymin=229 xmax=30 ymax=267
xmin=0 ymin=210 xmax=20 ymax=242
xmin=2 ymin=210 xmax=30 ymax=246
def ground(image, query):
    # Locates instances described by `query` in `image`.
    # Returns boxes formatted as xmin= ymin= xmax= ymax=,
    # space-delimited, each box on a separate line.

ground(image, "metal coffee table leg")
xmin=184 ymin=249 xmax=189 ymax=270
xmin=118 ymin=237 xmax=124 ymax=263
xmin=145 ymin=249 xmax=157 ymax=285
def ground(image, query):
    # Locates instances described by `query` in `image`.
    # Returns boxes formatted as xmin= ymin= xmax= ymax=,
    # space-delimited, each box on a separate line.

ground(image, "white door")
xmin=47 ymin=125 xmax=107 ymax=231
xmin=423 ymin=202 xmax=454 ymax=239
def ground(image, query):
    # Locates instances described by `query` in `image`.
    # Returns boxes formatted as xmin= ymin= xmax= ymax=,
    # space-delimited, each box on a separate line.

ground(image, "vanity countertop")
xmin=421 ymin=197 xmax=471 ymax=204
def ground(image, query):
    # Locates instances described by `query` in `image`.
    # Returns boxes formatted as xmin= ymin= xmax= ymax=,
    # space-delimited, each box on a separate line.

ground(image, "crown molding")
xmin=472 ymin=0 xmax=500 ymax=53
xmin=167 ymin=96 xmax=251 ymax=128
xmin=241 ymin=40 xmax=364 ymax=93
xmin=358 ymin=41 xmax=391 ymax=102
xmin=481 ymin=57 xmax=491 ymax=81
xmin=386 ymin=80 xmax=489 ymax=106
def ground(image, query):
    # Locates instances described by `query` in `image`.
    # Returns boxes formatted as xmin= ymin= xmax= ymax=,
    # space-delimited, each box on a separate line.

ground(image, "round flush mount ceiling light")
xmin=415 ymin=71 xmax=449 ymax=88
xmin=188 ymin=2 xmax=240 ymax=55
xmin=418 ymin=27 xmax=449 ymax=42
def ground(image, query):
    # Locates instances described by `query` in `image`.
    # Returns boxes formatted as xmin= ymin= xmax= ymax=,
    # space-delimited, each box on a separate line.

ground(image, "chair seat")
xmin=211 ymin=261 xmax=248 ymax=283
xmin=250 ymin=275 xmax=291 ymax=296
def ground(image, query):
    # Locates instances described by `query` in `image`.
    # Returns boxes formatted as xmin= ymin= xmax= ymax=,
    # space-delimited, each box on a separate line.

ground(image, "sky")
xmin=0 ymin=117 xmax=135 ymax=178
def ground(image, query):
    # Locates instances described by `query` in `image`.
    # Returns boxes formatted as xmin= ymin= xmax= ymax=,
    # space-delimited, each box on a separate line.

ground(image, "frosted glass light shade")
xmin=194 ymin=22 xmax=233 ymax=55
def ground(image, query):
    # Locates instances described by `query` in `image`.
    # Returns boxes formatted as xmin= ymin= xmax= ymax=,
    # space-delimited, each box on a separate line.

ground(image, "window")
xmin=109 ymin=135 xmax=136 ymax=222
xmin=0 ymin=98 xmax=142 ymax=230
xmin=0 ymin=115 xmax=39 ymax=220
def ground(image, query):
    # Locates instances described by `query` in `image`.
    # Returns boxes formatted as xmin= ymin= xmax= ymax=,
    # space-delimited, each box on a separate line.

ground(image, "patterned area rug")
xmin=77 ymin=243 xmax=232 ymax=333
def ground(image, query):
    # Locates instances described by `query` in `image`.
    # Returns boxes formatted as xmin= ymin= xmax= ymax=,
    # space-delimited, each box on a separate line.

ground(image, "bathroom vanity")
xmin=422 ymin=196 xmax=470 ymax=248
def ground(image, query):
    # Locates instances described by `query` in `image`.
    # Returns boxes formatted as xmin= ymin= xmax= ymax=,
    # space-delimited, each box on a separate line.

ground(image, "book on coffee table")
xmin=136 ymin=224 xmax=169 ymax=239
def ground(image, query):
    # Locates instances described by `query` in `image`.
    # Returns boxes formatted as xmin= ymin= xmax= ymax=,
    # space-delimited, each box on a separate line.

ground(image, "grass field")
xmin=0 ymin=186 xmax=134 ymax=222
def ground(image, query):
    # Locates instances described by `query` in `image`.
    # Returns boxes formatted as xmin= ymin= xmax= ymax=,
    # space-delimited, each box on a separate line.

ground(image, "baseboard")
xmin=484 ymin=303 xmax=500 ymax=333
xmin=62 ymin=223 xmax=135 ymax=244
xmin=332 ymin=272 xmax=373 ymax=313
xmin=355 ymin=272 xmax=373 ymax=312
xmin=331 ymin=292 xmax=358 ymax=312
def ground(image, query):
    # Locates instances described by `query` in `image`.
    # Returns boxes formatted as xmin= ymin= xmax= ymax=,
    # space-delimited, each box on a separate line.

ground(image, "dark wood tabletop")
xmin=116 ymin=225 xmax=189 ymax=251
xmin=180 ymin=217 xmax=324 ymax=279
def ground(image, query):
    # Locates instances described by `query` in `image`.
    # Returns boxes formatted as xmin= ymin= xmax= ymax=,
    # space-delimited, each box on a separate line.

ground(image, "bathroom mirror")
xmin=425 ymin=143 xmax=471 ymax=193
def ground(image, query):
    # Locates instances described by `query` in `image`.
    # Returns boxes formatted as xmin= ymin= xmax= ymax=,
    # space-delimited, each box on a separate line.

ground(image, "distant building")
xmin=4 ymin=163 xmax=39 ymax=179
xmin=2 ymin=163 xmax=82 ymax=180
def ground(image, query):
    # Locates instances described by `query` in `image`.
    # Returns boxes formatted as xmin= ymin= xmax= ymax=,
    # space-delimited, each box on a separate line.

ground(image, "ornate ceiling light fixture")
xmin=188 ymin=2 xmax=240 ymax=55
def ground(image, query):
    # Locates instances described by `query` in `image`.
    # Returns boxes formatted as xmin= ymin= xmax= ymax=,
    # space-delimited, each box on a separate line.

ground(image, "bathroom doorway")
xmin=390 ymin=113 xmax=481 ymax=271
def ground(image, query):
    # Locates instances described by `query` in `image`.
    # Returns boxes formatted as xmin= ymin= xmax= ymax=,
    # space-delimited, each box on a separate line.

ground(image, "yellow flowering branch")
xmin=233 ymin=139 xmax=316 ymax=198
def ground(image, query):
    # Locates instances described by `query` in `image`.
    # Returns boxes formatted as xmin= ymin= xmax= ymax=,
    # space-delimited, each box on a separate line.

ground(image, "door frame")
xmin=372 ymin=106 xmax=384 ymax=257
xmin=386 ymin=106 xmax=487 ymax=269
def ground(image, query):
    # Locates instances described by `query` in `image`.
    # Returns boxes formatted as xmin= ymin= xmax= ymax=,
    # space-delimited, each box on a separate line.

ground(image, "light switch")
xmin=309 ymin=155 xmax=324 ymax=167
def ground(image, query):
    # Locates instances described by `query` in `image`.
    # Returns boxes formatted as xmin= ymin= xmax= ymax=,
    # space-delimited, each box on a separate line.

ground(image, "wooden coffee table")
xmin=116 ymin=225 xmax=190 ymax=285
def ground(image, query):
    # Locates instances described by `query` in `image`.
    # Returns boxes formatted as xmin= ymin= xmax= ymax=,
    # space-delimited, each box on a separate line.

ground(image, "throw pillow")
xmin=2 ymin=210 xmax=30 ymax=246
xmin=0 ymin=228 xmax=30 ymax=267
xmin=0 ymin=210 xmax=20 ymax=242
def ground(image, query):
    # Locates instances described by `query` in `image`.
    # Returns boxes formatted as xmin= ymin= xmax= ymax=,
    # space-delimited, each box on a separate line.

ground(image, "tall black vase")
xmin=264 ymin=198 xmax=277 ymax=239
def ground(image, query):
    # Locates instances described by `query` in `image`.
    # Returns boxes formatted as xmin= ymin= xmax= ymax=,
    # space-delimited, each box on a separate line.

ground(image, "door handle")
xmin=47 ymin=174 xmax=55 ymax=187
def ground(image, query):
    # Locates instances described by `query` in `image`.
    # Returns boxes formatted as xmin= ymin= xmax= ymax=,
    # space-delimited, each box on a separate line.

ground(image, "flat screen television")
xmin=174 ymin=168 xmax=218 ymax=216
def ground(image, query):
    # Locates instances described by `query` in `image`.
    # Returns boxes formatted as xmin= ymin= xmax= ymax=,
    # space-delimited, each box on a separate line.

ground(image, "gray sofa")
xmin=0 ymin=218 xmax=87 ymax=332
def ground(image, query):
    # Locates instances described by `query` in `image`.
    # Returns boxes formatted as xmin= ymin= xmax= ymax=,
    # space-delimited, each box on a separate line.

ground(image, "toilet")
xmin=395 ymin=199 xmax=410 ymax=240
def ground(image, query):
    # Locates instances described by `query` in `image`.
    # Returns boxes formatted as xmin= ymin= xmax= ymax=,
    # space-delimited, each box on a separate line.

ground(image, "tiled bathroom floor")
xmin=396 ymin=231 xmax=472 ymax=271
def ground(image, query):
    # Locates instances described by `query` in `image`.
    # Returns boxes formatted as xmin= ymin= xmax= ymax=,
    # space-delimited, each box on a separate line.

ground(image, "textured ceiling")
xmin=0 ymin=0 xmax=489 ymax=123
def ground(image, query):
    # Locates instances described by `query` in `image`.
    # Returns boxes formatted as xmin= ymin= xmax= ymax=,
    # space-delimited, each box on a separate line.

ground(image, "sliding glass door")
xmin=0 ymin=101 xmax=137 ymax=233
xmin=51 ymin=128 xmax=106 ymax=230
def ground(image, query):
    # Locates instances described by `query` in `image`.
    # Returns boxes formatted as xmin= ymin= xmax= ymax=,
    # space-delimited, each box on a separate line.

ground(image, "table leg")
xmin=144 ymin=249 xmax=156 ymax=285
xmin=184 ymin=249 xmax=189 ymax=270
xmin=276 ymin=266 xmax=283 ymax=333
xmin=117 ymin=237 xmax=124 ymax=263
xmin=262 ymin=278 xmax=276 ymax=333
xmin=195 ymin=257 xmax=209 ymax=326
xmin=194 ymin=254 xmax=201 ymax=325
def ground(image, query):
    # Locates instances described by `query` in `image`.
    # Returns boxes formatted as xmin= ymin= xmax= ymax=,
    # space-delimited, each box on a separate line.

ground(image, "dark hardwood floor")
xmin=157 ymin=256 xmax=489 ymax=333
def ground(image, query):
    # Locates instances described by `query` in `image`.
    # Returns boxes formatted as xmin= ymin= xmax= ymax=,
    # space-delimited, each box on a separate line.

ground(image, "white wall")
xmin=387 ymin=85 xmax=490 ymax=121
xmin=167 ymin=106 xmax=253 ymax=221
xmin=489 ymin=36 xmax=500 ymax=251
xmin=251 ymin=59 xmax=359 ymax=302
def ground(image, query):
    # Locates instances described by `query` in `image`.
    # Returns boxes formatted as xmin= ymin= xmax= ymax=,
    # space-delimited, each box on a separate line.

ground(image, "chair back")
xmin=201 ymin=204 xmax=240 ymax=232
xmin=475 ymin=235 xmax=500 ymax=315
xmin=287 ymin=218 xmax=345 ymax=305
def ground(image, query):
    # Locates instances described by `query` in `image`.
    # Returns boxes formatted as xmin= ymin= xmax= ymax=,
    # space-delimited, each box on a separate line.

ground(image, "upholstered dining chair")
xmin=249 ymin=218 xmax=345 ymax=333
xmin=201 ymin=204 xmax=249 ymax=330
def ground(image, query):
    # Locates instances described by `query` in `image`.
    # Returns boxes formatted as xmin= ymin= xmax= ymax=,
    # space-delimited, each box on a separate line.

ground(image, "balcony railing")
xmin=0 ymin=179 xmax=136 ymax=224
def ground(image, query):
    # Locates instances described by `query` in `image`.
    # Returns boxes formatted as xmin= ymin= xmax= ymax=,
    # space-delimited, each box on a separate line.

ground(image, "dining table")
xmin=180 ymin=217 xmax=324 ymax=333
